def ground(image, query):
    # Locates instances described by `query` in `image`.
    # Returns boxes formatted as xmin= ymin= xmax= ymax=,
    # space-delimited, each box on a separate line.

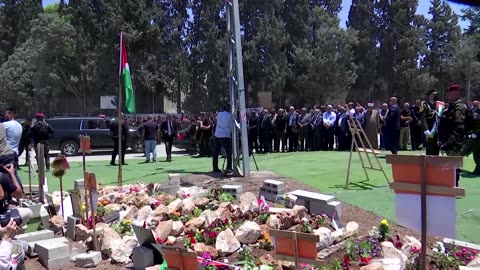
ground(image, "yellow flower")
xmin=124 ymin=219 xmax=132 ymax=225
xmin=81 ymin=203 xmax=86 ymax=212
xmin=381 ymin=219 xmax=388 ymax=226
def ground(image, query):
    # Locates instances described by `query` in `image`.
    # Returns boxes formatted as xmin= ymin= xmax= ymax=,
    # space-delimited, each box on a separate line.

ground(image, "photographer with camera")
xmin=0 ymin=164 xmax=31 ymax=227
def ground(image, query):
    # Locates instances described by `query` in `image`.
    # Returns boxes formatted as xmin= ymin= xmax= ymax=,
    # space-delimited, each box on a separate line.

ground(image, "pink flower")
xmin=471 ymin=256 xmax=475 ymax=260
xmin=462 ymin=248 xmax=468 ymax=254
xmin=455 ymin=252 xmax=461 ymax=257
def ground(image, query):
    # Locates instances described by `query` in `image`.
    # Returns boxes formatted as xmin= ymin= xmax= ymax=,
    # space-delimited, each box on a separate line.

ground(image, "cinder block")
xmin=34 ymin=239 xmax=70 ymax=264
xmin=75 ymin=251 xmax=102 ymax=268
xmin=66 ymin=216 xmax=81 ymax=240
xmin=15 ymin=230 xmax=54 ymax=243
xmin=263 ymin=179 xmax=286 ymax=191
xmin=39 ymin=207 xmax=50 ymax=229
xmin=132 ymin=246 xmax=155 ymax=270
xmin=260 ymin=188 xmax=286 ymax=202
xmin=222 ymin=185 xmax=244 ymax=195
xmin=74 ymin=179 xmax=85 ymax=191
xmin=21 ymin=201 xmax=42 ymax=218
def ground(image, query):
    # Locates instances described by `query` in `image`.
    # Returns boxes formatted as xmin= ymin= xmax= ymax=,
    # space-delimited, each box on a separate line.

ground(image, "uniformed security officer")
xmin=438 ymin=84 xmax=467 ymax=186
xmin=462 ymin=101 xmax=480 ymax=175
xmin=420 ymin=89 xmax=439 ymax=155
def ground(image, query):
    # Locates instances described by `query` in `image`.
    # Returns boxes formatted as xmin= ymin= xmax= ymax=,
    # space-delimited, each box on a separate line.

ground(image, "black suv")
xmin=46 ymin=117 xmax=143 ymax=156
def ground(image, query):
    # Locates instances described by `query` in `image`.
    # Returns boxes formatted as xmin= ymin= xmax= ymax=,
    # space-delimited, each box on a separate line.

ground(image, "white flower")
xmin=432 ymin=248 xmax=439 ymax=253
xmin=301 ymin=217 xmax=309 ymax=223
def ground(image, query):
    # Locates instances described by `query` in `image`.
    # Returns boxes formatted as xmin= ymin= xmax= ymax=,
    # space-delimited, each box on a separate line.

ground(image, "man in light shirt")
xmin=322 ymin=105 xmax=337 ymax=150
xmin=3 ymin=109 xmax=22 ymax=166
xmin=212 ymin=104 xmax=233 ymax=175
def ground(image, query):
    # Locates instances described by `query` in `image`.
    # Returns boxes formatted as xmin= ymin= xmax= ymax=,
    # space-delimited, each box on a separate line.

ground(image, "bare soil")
xmin=25 ymin=171 xmax=441 ymax=270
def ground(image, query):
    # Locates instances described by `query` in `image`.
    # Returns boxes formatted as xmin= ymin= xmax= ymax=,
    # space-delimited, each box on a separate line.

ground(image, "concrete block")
xmin=74 ymin=179 xmax=85 ymax=191
xmin=222 ymin=184 xmax=244 ymax=195
xmin=260 ymin=188 xmax=286 ymax=202
xmin=289 ymin=190 xmax=336 ymax=203
xmin=443 ymin=238 xmax=480 ymax=251
xmin=27 ymin=237 xmax=69 ymax=256
xmin=263 ymin=179 xmax=286 ymax=191
xmin=168 ymin=173 xmax=181 ymax=182
xmin=160 ymin=185 xmax=180 ymax=195
xmin=66 ymin=216 xmax=81 ymax=240
xmin=133 ymin=246 xmax=155 ymax=270
xmin=23 ymin=185 xmax=39 ymax=194
xmin=21 ymin=201 xmax=43 ymax=218
xmin=326 ymin=201 xmax=342 ymax=218
xmin=40 ymin=255 xmax=70 ymax=270
xmin=39 ymin=207 xmax=50 ymax=229
xmin=35 ymin=239 xmax=69 ymax=265
xmin=15 ymin=230 xmax=54 ymax=243
xmin=75 ymin=251 xmax=102 ymax=268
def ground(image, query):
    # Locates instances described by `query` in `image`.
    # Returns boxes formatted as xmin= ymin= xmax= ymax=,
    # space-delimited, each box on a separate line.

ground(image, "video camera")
xmin=0 ymin=213 xmax=22 ymax=227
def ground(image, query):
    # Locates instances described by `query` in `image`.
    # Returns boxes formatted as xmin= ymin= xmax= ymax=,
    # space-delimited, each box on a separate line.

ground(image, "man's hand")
xmin=0 ymin=219 xmax=19 ymax=242
xmin=2 ymin=164 xmax=15 ymax=175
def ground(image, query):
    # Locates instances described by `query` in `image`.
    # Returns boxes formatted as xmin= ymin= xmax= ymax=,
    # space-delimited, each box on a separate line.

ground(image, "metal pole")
xmin=227 ymin=0 xmax=250 ymax=177
xmin=118 ymin=32 xmax=123 ymax=186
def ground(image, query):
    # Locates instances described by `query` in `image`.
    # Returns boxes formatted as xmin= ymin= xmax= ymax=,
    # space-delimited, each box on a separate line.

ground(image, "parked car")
xmin=46 ymin=117 xmax=143 ymax=156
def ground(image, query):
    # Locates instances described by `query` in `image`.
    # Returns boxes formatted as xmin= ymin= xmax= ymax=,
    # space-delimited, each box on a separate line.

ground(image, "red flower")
xmin=360 ymin=257 xmax=373 ymax=264
xmin=143 ymin=221 xmax=147 ymax=229
xmin=156 ymin=237 xmax=165 ymax=244
xmin=190 ymin=236 xmax=196 ymax=244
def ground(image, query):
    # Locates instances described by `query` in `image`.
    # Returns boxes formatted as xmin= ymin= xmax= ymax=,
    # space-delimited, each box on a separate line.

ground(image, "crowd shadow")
xmin=330 ymin=179 xmax=387 ymax=191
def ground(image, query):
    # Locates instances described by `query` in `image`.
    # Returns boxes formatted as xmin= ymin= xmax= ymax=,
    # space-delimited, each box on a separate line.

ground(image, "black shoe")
xmin=144 ymin=160 xmax=150 ymax=163
xmin=45 ymin=168 xmax=50 ymax=172
xmin=212 ymin=169 xmax=221 ymax=173
xmin=122 ymin=163 xmax=128 ymax=166
xmin=225 ymin=169 xmax=234 ymax=176
xmin=153 ymin=159 xmax=156 ymax=163
xmin=110 ymin=162 xmax=116 ymax=166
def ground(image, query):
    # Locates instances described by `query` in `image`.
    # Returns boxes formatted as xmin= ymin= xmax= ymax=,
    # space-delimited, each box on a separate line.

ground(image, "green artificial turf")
xmin=17 ymin=151 xmax=480 ymax=243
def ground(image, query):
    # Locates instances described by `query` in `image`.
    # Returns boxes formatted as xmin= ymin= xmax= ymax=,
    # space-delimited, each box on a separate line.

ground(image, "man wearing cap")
xmin=438 ymin=84 xmax=467 ymax=186
xmin=420 ymin=89 xmax=440 ymax=155
xmin=30 ymin=113 xmax=54 ymax=171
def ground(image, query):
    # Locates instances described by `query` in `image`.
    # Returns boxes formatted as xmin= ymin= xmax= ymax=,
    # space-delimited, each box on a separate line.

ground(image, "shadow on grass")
xmin=330 ymin=180 xmax=386 ymax=191
xmin=461 ymin=172 xmax=480 ymax=179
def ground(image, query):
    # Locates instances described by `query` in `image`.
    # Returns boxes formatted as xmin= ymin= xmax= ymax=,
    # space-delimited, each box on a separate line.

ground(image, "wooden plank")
xmin=389 ymin=182 xmax=465 ymax=197
xmin=386 ymin=155 xmax=463 ymax=168
xmin=357 ymin=147 xmax=382 ymax=154
xmin=296 ymin=232 xmax=320 ymax=241
xmin=269 ymin=229 xmax=293 ymax=238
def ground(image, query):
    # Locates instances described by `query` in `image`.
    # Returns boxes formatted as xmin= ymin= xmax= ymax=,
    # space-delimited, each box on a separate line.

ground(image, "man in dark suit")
xmin=274 ymin=109 xmax=287 ymax=152
xmin=286 ymin=106 xmax=298 ymax=152
xmin=385 ymin=97 xmax=401 ymax=154
xmin=259 ymin=109 xmax=273 ymax=153
xmin=297 ymin=107 xmax=312 ymax=151
xmin=160 ymin=114 xmax=177 ymax=162
xmin=247 ymin=112 xmax=259 ymax=154
xmin=311 ymin=109 xmax=323 ymax=151
xmin=110 ymin=114 xmax=129 ymax=166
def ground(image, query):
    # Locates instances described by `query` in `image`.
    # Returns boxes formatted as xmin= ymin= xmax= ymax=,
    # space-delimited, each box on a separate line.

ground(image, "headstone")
xmin=132 ymin=246 xmax=155 ymax=270
xmin=103 ymin=211 xmax=120 ymax=224
xmin=132 ymin=225 xmax=156 ymax=246
xmin=70 ymin=192 xmax=83 ymax=218
xmin=66 ymin=216 xmax=81 ymax=240
xmin=39 ymin=207 xmax=50 ymax=229
xmin=45 ymin=193 xmax=56 ymax=216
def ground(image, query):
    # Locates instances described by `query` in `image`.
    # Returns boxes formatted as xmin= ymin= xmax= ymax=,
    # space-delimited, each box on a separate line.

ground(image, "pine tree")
xmin=347 ymin=0 xmax=378 ymax=102
xmin=423 ymin=0 xmax=461 ymax=90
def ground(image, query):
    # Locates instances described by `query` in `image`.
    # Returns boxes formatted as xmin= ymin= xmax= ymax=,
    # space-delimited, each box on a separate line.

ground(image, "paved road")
xmin=18 ymin=145 xmax=187 ymax=164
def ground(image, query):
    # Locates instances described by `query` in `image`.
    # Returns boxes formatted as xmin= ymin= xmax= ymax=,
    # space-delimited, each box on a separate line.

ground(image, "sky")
xmin=42 ymin=0 xmax=470 ymax=30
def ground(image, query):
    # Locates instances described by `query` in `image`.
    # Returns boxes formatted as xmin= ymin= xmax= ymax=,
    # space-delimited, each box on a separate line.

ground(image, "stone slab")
xmin=326 ymin=201 xmax=342 ymax=218
xmin=262 ymin=179 xmax=286 ymax=191
xmin=222 ymin=184 xmax=244 ymax=194
xmin=443 ymin=238 xmax=480 ymax=251
xmin=34 ymin=239 xmax=70 ymax=261
xmin=15 ymin=230 xmax=54 ymax=243
xmin=132 ymin=246 xmax=155 ymax=270
xmin=289 ymin=190 xmax=335 ymax=203
xmin=66 ymin=216 xmax=81 ymax=240
xmin=75 ymin=251 xmax=102 ymax=268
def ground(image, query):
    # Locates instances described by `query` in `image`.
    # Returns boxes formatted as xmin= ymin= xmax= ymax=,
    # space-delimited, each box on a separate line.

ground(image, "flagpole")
xmin=118 ymin=32 xmax=123 ymax=186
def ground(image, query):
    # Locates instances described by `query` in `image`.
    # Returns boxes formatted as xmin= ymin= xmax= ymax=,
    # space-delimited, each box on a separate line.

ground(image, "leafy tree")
xmin=347 ymin=0 xmax=378 ymax=102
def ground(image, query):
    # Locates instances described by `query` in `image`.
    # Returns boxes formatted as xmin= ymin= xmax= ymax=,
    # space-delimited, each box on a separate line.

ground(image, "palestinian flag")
xmin=119 ymin=32 xmax=135 ymax=113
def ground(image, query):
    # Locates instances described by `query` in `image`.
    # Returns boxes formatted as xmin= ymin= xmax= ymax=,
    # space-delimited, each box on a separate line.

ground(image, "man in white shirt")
xmin=3 ymin=109 xmax=22 ymax=155
xmin=322 ymin=105 xmax=337 ymax=150
xmin=212 ymin=104 xmax=233 ymax=175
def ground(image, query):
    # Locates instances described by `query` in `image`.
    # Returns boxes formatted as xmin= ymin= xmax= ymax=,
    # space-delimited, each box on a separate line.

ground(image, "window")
xmin=81 ymin=120 xmax=106 ymax=130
